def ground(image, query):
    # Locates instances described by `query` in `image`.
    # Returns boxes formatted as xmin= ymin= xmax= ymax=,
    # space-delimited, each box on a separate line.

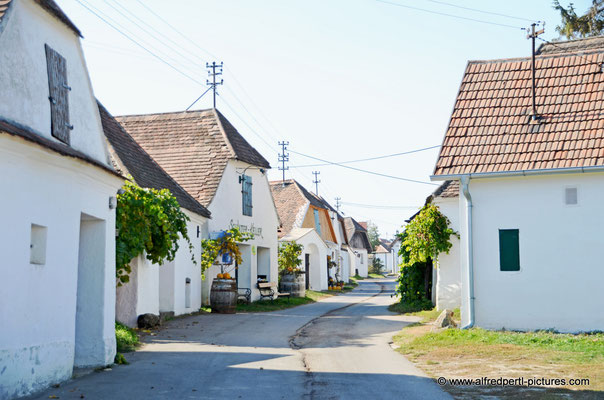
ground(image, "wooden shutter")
xmin=499 ymin=229 xmax=520 ymax=271
xmin=45 ymin=44 xmax=71 ymax=144
xmin=313 ymin=209 xmax=322 ymax=235
xmin=242 ymin=175 xmax=252 ymax=216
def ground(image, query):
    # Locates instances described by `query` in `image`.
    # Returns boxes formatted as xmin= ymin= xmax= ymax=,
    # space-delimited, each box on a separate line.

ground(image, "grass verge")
xmin=368 ymin=273 xmax=386 ymax=279
xmin=391 ymin=306 xmax=604 ymax=397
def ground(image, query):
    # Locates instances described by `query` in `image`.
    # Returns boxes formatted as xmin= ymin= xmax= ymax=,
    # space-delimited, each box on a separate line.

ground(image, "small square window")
xmin=30 ymin=224 xmax=48 ymax=265
xmin=565 ymin=187 xmax=578 ymax=205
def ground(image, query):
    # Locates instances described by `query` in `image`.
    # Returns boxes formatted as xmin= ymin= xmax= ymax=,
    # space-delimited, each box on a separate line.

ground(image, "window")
xmin=185 ymin=278 xmax=191 ymax=308
xmin=565 ymin=187 xmax=578 ymax=205
xmin=242 ymin=174 xmax=252 ymax=216
xmin=313 ymin=209 xmax=322 ymax=235
xmin=45 ymin=44 xmax=72 ymax=144
xmin=499 ymin=229 xmax=520 ymax=271
xmin=30 ymin=224 xmax=48 ymax=265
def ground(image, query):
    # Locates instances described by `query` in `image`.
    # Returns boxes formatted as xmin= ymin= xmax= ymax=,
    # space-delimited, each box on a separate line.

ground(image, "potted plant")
xmin=278 ymin=241 xmax=305 ymax=297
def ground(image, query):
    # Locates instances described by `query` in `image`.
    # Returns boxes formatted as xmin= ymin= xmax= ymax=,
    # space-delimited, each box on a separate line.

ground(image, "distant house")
xmin=374 ymin=239 xmax=393 ymax=274
xmin=270 ymin=179 xmax=340 ymax=290
xmin=117 ymin=109 xmax=279 ymax=303
xmin=343 ymin=217 xmax=373 ymax=277
xmin=432 ymin=37 xmax=604 ymax=332
xmin=99 ymin=103 xmax=211 ymax=327
xmin=0 ymin=1 xmax=123 ymax=397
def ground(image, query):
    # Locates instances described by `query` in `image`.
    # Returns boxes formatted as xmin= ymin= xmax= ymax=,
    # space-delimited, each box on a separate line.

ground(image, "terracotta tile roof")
xmin=0 ymin=117 xmax=121 ymax=177
xmin=99 ymin=102 xmax=210 ymax=218
xmin=116 ymin=108 xmax=270 ymax=207
xmin=0 ymin=0 xmax=12 ymax=23
xmin=269 ymin=180 xmax=309 ymax=238
xmin=269 ymin=179 xmax=336 ymax=238
xmin=433 ymin=44 xmax=604 ymax=177
xmin=432 ymin=180 xmax=459 ymax=199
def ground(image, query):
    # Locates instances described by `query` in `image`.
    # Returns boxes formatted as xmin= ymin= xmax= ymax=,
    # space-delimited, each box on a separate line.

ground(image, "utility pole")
xmin=526 ymin=23 xmax=544 ymax=121
xmin=312 ymin=171 xmax=321 ymax=196
xmin=206 ymin=61 xmax=223 ymax=108
xmin=278 ymin=141 xmax=289 ymax=184
xmin=335 ymin=197 xmax=341 ymax=212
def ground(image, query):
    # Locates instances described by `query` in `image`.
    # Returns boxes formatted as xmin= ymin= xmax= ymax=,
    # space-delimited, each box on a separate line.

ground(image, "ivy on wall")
xmin=396 ymin=204 xmax=457 ymax=306
xmin=116 ymin=180 xmax=193 ymax=286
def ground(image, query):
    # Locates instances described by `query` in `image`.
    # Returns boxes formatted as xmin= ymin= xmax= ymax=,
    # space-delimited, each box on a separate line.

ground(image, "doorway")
xmin=74 ymin=213 xmax=106 ymax=367
xmin=305 ymin=253 xmax=310 ymax=290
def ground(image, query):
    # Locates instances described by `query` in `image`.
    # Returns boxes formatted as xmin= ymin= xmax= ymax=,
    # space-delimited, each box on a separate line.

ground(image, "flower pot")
xmin=280 ymin=274 xmax=305 ymax=298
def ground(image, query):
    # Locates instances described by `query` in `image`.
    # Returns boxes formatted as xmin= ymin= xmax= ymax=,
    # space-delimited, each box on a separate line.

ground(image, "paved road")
xmin=29 ymin=278 xmax=450 ymax=399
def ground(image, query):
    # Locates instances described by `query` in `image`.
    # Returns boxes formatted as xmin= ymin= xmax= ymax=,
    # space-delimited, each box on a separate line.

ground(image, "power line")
xmin=289 ymin=149 xmax=438 ymax=186
xmin=75 ymin=0 xmax=204 ymax=85
xmin=290 ymin=144 xmax=441 ymax=168
xmin=341 ymin=201 xmax=420 ymax=210
xmin=376 ymin=0 xmax=525 ymax=30
xmin=419 ymin=0 xmax=538 ymax=23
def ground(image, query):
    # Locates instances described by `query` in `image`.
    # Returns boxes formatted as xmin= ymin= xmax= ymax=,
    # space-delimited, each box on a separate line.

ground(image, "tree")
xmin=278 ymin=241 xmax=304 ymax=277
xmin=367 ymin=221 xmax=381 ymax=249
xmin=371 ymin=257 xmax=384 ymax=275
xmin=554 ymin=0 xmax=604 ymax=39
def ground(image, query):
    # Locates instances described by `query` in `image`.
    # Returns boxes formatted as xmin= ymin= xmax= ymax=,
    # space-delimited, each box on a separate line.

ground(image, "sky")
xmin=55 ymin=0 xmax=592 ymax=238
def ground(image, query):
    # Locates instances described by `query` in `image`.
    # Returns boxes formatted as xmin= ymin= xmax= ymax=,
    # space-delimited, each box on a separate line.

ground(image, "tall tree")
xmin=554 ymin=0 xmax=604 ymax=39
xmin=367 ymin=221 xmax=381 ymax=250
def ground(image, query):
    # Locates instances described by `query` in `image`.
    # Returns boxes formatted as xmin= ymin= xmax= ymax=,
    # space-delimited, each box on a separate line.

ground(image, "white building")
xmin=0 ymin=1 xmax=123 ymax=397
xmin=118 ymin=109 xmax=280 ymax=303
xmin=100 ymin=104 xmax=211 ymax=327
xmin=270 ymin=179 xmax=341 ymax=290
xmin=429 ymin=181 xmax=461 ymax=311
xmin=432 ymin=37 xmax=604 ymax=333
xmin=342 ymin=217 xmax=372 ymax=277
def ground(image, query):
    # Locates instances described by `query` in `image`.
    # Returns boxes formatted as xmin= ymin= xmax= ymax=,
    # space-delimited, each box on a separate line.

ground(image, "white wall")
xmin=459 ymin=173 xmax=604 ymax=333
xmin=284 ymin=230 xmax=328 ymax=291
xmin=375 ymin=252 xmax=389 ymax=274
xmin=0 ymin=136 xmax=122 ymax=399
xmin=202 ymin=160 xmax=280 ymax=303
xmin=0 ymin=0 xmax=111 ymax=165
xmin=433 ymin=197 xmax=461 ymax=311
xmin=354 ymin=249 xmax=368 ymax=277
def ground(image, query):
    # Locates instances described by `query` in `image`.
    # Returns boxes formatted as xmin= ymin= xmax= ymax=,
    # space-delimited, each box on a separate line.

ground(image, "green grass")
xmin=388 ymin=299 xmax=435 ymax=315
xmin=115 ymin=322 xmax=140 ymax=353
xmin=350 ymin=274 xmax=364 ymax=283
xmin=368 ymin=273 xmax=386 ymax=279
xmin=236 ymin=290 xmax=331 ymax=312
xmin=402 ymin=328 xmax=604 ymax=364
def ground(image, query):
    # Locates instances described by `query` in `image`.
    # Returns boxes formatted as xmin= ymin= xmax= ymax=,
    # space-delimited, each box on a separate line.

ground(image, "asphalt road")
xmin=28 ymin=278 xmax=450 ymax=400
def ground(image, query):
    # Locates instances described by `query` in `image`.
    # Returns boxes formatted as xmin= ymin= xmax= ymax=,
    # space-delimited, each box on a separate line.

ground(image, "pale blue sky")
xmin=55 ymin=0 xmax=591 ymax=237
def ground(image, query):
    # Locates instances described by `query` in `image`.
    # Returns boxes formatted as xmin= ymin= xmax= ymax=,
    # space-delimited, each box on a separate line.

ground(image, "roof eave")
xmin=431 ymin=165 xmax=604 ymax=181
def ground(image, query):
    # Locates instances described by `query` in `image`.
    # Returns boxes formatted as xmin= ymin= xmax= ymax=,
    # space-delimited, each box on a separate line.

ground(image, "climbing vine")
xmin=396 ymin=204 xmax=456 ymax=307
xmin=116 ymin=180 xmax=193 ymax=286
xmin=200 ymin=227 xmax=253 ymax=277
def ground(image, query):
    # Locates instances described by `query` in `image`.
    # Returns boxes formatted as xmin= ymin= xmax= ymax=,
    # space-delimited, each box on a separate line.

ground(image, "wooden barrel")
xmin=210 ymin=279 xmax=237 ymax=314
xmin=281 ymin=274 xmax=305 ymax=298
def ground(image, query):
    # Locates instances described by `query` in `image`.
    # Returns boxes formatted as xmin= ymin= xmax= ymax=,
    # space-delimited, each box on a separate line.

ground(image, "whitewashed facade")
xmin=281 ymin=228 xmax=329 ymax=291
xmin=203 ymin=160 xmax=279 ymax=302
xmin=0 ymin=1 xmax=122 ymax=397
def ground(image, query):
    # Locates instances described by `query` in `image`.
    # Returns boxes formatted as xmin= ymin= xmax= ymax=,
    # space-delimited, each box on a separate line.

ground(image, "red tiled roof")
xmin=99 ymin=102 xmax=210 ymax=218
xmin=116 ymin=108 xmax=270 ymax=207
xmin=432 ymin=180 xmax=459 ymax=199
xmin=433 ymin=44 xmax=604 ymax=177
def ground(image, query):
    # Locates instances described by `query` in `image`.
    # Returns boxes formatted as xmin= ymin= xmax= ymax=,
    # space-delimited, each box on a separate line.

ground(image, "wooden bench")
xmin=257 ymin=282 xmax=290 ymax=302
xmin=237 ymin=288 xmax=251 ymax=303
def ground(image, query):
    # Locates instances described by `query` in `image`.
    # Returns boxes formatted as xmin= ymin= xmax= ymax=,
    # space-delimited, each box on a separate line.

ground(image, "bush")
xmin=370 ymin=257 xmax=385 ymax=275
xmin=115 ymin=321 xmax=139 ymax=353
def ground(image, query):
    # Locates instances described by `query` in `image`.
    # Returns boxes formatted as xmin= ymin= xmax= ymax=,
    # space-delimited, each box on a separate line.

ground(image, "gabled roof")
xmin=35 ymin=0 xmax=82 ymax=37
xmin=0 ymin=117 xmax=121 ymax=177
xmin=430 ymin=180 xmax=459 ymax=201
xmin=433 ymin=39 xmax=604 ymax=177
xmin=378 ymin=238 xmax=392 ymax=252
xmin=270 ymin=179 xmax=335 ymax=238
xmin=343 ymin=217 xmax=372 ymax=252
xmin=116 ymin=108 xmax=270 ymax=207
xmin=99 ymin=103 xmax=210 ymax=218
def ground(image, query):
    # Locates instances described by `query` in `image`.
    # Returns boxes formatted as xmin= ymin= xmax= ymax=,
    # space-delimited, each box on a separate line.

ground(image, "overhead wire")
xmin=375 ymin=0 xmax=525 ymax=30
xmin=290 ymin=145 xmax=441 ymax=168
xmin=288 ymin=149 xmax=438 ymax=186
xmin=75 ymin=0 xmax=204 ymax=85
xmin=418 ymin=0 xmax=538 ymax=23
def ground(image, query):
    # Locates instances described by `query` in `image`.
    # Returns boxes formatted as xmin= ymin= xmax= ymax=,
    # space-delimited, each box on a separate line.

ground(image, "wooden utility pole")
xmin=312 ymin=171 xmax=321 ymax=196
xmin=206 ymin=61 xmax=223 ymax=108
xmin=526 ymin=23 xmax=544 ymax=121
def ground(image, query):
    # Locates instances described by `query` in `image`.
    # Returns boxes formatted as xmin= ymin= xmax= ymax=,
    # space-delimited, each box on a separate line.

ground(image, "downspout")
xmin=460 ymin=176 xmax=475 ymax=329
